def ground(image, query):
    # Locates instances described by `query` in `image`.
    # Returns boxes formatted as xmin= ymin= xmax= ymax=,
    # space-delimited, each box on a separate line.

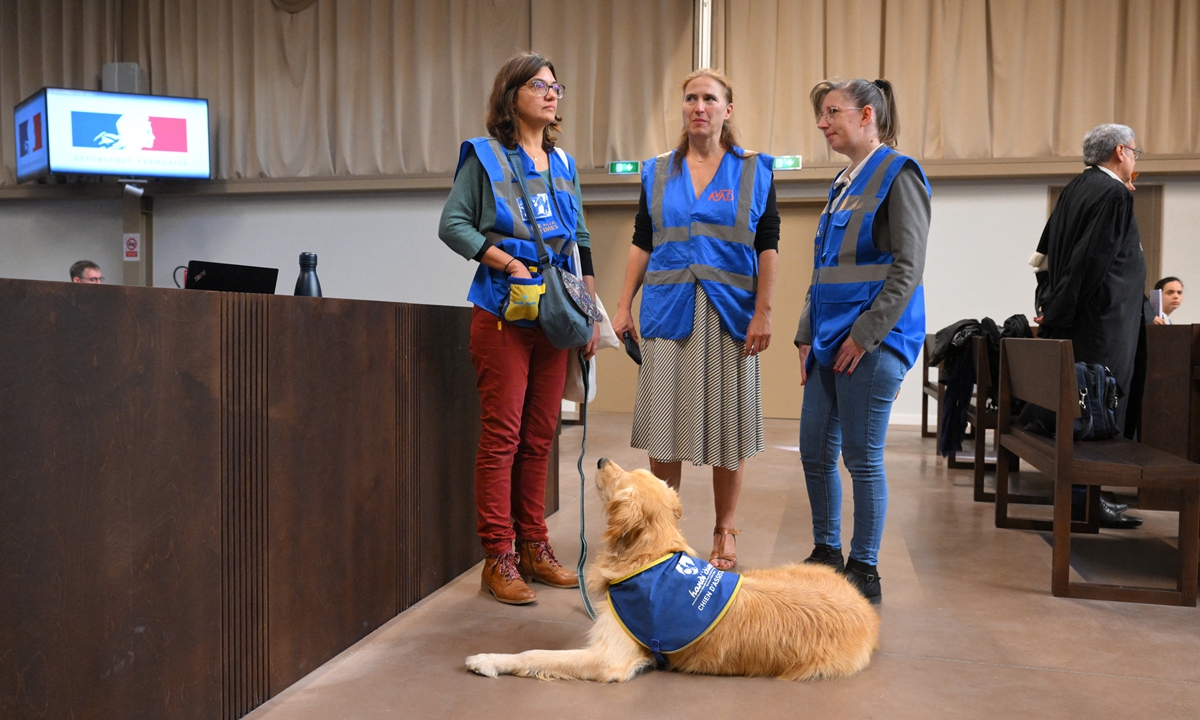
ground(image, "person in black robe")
xmin=1031 ymin=123 xmax=1145 ymax=528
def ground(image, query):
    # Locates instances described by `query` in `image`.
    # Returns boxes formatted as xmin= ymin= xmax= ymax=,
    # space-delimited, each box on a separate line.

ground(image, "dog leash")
xmin=575 ymin=348 xmax=597 ymax=620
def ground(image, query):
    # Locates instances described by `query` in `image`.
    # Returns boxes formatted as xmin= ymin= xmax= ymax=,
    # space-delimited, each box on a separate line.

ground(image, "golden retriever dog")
xmin=465 ymin=458 xmax=879 ymax=682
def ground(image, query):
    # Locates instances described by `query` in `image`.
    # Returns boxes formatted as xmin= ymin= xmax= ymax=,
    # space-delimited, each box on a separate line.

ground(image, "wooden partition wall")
xmin=0 ymin=278 xmax=545 ymax=720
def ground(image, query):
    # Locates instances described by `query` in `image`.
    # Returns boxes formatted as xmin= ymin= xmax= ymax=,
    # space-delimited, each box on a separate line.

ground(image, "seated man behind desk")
xmin=70 ymin=260 xmax=103 ymax=284
xmin=1032 ymin=123 xmax=1144 ymax=529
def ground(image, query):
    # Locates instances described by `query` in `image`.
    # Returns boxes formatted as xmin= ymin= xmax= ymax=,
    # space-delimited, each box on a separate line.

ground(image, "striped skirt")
xmin=631 ymin=286 xmax=764 ymax=471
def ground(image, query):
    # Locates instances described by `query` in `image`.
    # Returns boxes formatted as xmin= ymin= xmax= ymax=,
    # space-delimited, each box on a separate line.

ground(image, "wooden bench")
xmin=920 ymin=333 xmax=941 ymax=438
xmin=993 ymin=337 xmax=1200 ymax=606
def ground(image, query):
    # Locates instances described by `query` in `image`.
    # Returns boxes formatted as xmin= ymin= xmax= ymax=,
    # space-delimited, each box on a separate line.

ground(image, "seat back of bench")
xmin=998 ymin=338 xmax=1081 ymax=459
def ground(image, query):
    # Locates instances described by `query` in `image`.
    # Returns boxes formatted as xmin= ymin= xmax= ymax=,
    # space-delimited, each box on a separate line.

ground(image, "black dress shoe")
xmin=803 ymin=544 xmax=845 ymax=573
xmin=844 ymin=559 xmax=882 ymax=604
xmin=1098 ymin=501 xmax=1143 ymax=529
xmin=1100 ymin=495 xmax=1129 ymax=514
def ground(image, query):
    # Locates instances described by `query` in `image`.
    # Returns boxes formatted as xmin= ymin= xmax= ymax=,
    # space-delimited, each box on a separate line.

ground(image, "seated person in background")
xmin=70 ymin=261 xmax=103 ymax=284
xmin=1151 ymin=277 xmax=1183 ymax=325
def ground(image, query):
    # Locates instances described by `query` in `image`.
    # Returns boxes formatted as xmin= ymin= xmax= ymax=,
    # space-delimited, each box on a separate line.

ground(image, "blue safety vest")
xmin=808 ymin=146 xmax=930 ymax=369
xmin=456 ymin=137 xmax=581 ymax=321
xmin=639 ymin=148 xmax=774 ymax=342
xmin=607 ymin=552 xmax=742 ymax=664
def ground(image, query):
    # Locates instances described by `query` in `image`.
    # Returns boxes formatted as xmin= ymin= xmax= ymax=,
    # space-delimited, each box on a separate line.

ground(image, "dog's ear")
xmin=603 ymin=486 xmax=645 ymax=551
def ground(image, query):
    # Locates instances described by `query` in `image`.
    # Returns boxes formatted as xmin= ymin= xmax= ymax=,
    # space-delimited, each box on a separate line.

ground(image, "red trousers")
xmin=470 ymin=307 xmax=567 ymax=557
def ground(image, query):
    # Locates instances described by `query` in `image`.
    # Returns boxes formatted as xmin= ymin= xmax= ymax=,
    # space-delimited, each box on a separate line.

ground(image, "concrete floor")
xmin=245 ymin=413 xmax=1200 ymax=720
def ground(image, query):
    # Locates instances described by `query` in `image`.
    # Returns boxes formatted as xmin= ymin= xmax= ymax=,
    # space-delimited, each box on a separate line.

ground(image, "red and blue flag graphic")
xmin=18 ymin=113 xmax=43 ymax=157
xmin=70 ymin=111 xmax=188 ymax=152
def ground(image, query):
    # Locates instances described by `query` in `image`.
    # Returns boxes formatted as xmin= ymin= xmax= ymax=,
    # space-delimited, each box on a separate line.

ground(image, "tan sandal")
xmin=710 ymin=527 xmax=741 ymax=571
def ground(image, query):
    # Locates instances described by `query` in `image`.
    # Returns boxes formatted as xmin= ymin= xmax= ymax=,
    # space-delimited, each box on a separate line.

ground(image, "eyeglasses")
xmin=817 ymin=106 xmax=862 ymax=123
xmin=526 ymin=80 xmax=565 ymax=98
xmin=1123 ymin=145 xmax=1143 ymax=160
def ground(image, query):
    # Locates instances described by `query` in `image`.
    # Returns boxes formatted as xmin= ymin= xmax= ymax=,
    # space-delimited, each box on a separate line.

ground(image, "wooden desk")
xmin=1140 ymin=324 xmax=1200 ymax=510
xmin=0 ymin=279 xmax=556 ymax=720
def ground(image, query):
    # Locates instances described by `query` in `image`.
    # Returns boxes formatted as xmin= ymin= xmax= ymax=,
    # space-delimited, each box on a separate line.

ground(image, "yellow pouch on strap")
xmin=503 ymin=274 xmax=545 ymax=323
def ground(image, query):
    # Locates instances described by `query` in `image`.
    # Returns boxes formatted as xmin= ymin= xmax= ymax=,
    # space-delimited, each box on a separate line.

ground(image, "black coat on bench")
xmin=1034 ymin=166 xmax=1145 ymax=433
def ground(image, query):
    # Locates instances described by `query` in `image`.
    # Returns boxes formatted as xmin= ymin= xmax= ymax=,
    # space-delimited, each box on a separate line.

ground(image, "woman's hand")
xmin=611 ymin=307 xmax=637 ymax=343
xmin=798 ymin=344 xmax=811 ymax=386
xmin=744 ymin=310 xmax=771 ymax=357
xmin=583 ymin=321 xmax=601 ymax=359
xmin=507 ymin=260 xmax=532 ymax=280
xmin=833 ymin=335 xmax=867 ymax=375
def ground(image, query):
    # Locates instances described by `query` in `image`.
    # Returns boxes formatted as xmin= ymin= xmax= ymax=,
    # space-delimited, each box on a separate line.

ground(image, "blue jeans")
xmin=800 ymin=346 xmax=907 ymax=566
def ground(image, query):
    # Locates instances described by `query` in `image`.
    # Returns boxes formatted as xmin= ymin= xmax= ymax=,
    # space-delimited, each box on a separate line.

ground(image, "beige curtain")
xmin=0 ymin=0 xmax=692 ymax=184
xmin=5 ymin=0 xmax=1200 ymax=185
xmin=533 ymin=0 xmax=694 ymax=169
xmin=717 ymin=0 xmax=1200 ymax=164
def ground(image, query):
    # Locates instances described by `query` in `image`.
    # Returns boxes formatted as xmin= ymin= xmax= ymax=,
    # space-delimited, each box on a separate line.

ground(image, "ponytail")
xmin=810 ymin=77 xmax=900 ymax=148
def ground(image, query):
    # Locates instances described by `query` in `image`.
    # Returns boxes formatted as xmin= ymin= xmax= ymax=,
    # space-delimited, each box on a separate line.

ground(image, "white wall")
xmin=1162 ymin=179 xmax=1200 ymax=326
xmin=152 ymin=192 xmax=472 ymax=306
xmin=890 ymin=180 xmax=1047 ymax=424
xmin=3 ymin=177 xmax=1198 ymax=425
xmin=0 ymin=199 xmax=123 ymax=283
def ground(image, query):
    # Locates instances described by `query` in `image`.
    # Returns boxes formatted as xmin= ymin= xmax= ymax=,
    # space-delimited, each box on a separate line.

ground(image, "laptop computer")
xmin=184 ymin=260 xmax=278 ymax=294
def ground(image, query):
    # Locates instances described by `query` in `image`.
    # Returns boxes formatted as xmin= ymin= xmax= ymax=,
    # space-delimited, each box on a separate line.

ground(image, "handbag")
xmin=563 ymin=256 xmax=619 ymax=403
xmin=505 ymin=148 xmax=600 ymax=350
xmin=1073 ymin=362 xmax=1122 ymax=440
xmin=1019 ymin=362 xmax=1122 ymax=441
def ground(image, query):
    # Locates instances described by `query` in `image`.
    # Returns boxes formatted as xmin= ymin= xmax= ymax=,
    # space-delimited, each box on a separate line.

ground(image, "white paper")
xmin=1150 ymin=289 xmax=1164 ymax=319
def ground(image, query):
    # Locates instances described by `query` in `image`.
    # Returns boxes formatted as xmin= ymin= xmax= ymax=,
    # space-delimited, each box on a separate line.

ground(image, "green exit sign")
xmin=773 ymin=155 xmax=802 ymax=171
xmin=608 ymin=161 xmax=640 ymax=175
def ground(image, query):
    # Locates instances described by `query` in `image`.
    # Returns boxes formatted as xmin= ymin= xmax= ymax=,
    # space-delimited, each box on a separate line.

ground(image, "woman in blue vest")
xmin=611 ymin=69 xmax=779 ymax=571
xmin=438 ymin=53 xmax=600 ymax=605
xmin=795 ymin=79 xmax=931 ymax=604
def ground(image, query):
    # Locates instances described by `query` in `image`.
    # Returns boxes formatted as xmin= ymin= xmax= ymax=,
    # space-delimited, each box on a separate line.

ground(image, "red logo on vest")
xmin=707 ymin=188 xmax=734 ymax=202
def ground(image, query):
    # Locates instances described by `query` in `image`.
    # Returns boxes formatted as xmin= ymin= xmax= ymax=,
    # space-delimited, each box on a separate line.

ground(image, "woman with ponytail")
xmin=795 ymin=78 xmax=931 ymax=604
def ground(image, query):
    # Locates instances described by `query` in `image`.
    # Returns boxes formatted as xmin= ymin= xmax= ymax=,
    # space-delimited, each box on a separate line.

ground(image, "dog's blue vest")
xmin=607 ymin=552 xmax=742 ymax=665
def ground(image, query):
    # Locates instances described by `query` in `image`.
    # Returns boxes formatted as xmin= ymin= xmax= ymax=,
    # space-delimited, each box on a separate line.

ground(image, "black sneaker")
xmin=803 ymin=544 xmax=845 ymax=573
xmin=845 ymin=559 xmax=882 ymax=605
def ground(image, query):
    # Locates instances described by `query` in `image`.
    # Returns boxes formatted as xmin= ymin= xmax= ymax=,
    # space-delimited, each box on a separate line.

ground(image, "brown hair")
xmin=671 ymin=68 xmax=740 ymax=175
xmin=485 ymin=52 xmax=561 ymax=152
xmin=809 ymin=78 xmax=900 ymax=148
xmin=69 ymin=260 xmax=100 ymax=279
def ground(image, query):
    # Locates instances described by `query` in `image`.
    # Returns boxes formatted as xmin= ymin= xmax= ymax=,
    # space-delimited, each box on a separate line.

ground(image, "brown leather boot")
xmin=517 ymin=540 xmax=579 ymax=588
xmin=481 ymin=552 xmax=536 ymax=605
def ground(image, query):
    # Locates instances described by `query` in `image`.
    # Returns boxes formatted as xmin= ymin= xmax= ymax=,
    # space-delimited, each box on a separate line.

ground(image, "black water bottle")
xmin=294 ymin=252 xmax=322 ymax=297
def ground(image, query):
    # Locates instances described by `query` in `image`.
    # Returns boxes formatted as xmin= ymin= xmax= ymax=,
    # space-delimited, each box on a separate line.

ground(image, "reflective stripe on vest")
xmin=639 ymin=147 xmax=773 ymax=341
xmin=808 ymin=146 xmax=930 ymax=368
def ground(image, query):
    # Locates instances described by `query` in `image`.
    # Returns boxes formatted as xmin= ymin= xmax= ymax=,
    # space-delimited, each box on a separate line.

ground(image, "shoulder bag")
xmin=505 ymin=147 xmax=600 ymax=349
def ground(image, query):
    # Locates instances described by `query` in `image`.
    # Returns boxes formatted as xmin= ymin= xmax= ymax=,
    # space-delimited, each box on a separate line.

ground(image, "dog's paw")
xmin=465 ymin=653 xmax=502 ymax=678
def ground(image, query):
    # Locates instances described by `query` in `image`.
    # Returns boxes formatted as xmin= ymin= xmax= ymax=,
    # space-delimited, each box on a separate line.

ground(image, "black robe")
xmin=1034 ymin=166 xmax=1145 ymax=431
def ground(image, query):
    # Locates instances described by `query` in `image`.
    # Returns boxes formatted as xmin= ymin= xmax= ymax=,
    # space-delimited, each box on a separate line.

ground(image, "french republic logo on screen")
xmin=70 ymin=111 xmax=188 ymax=152
xmin=18 ymin=114 xmax=43 ymax=157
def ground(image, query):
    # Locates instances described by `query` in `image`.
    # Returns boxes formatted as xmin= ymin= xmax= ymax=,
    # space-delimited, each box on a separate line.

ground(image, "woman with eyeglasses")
xmin=795 ymin=79 xmax=931 ymax=604
xmin=438 ymin=53 xmax=599 ymax=605
xmin=611 ymin=68 xmax=779 ymax=571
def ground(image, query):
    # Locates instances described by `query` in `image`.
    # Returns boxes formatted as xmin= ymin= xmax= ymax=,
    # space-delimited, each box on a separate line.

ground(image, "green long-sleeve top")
xmin=438 ymin=146 xmax=594 ymax=275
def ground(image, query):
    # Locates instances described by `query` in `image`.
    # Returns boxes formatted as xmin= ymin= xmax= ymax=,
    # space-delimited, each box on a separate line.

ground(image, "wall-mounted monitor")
xmin=14 ymin=88 xmax=211 ymax=183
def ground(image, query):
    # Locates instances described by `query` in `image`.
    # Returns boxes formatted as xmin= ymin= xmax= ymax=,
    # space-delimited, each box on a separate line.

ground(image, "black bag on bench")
xmin=1020 ymin=362 xmax=1122 ymax=441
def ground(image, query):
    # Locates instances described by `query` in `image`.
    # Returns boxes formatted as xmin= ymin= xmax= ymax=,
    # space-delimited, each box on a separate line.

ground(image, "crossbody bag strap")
xmin=505 ymin=147 xmax=552 ymax=267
